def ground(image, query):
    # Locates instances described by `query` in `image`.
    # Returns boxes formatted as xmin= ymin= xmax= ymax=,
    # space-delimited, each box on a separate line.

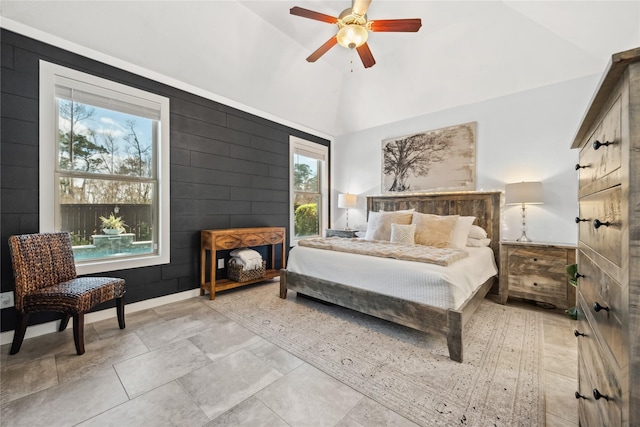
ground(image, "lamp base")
xmin=516 ymin=233 xmax=532 ymax=243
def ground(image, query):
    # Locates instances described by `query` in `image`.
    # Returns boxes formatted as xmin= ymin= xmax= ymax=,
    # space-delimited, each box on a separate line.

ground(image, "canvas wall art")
xmin=382 ymin=122 xmax=476 ymax=193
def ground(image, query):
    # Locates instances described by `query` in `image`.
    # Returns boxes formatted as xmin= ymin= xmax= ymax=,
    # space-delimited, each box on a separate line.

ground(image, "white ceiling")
xmin=1 ymin=1 xmax=638 ymax=137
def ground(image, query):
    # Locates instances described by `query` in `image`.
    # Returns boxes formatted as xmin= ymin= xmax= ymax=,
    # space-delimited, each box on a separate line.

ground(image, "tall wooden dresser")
xmin=571 ymin=47 xmax=640 ymax=426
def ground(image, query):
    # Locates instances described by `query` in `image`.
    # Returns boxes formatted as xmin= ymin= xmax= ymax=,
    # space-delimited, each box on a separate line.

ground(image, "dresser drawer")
xmin=578 ymin=96 xmax=621 ymax=197
xmin=215 ymin=234 xmax=243 ymax=249
xmin=576 ymin=310 xmax=622 ymax=427
xmin=507 ymin=247 xmax=568 ymax=300
xmin=577 ymin=254 xmax=624 ymax=368
xmin=263 ymin=230 xmax=285 ymax=245
xmin=578 ymin=186 xmax=621 ymax=267
xmin=241 ymin=232 xmax=266 ymax=247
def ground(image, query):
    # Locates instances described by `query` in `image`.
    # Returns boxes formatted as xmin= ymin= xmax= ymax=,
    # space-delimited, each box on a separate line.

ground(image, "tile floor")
xmin=0 ymin=285 xmax=578 ymax=426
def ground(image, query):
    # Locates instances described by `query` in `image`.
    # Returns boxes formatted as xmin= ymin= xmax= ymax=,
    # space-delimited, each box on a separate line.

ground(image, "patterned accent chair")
xmin=8 ymin=232 xmax=126 ymax=355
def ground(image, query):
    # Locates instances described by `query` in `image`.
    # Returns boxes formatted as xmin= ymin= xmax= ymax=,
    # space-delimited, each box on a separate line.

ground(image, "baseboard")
xmin=0 ymin=288 xmax=202 ymax=346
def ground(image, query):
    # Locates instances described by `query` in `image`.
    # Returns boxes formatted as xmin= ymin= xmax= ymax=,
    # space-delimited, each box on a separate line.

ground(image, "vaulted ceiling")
xmin=1 ymin=1 xmax=638 ymax=137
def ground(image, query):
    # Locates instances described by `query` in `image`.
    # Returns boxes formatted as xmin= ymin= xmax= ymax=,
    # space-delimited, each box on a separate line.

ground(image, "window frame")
xmin=39 ymin=60 xmax=170 ymax=275
xmin=289 ymin=136 xmax=328 ymax=246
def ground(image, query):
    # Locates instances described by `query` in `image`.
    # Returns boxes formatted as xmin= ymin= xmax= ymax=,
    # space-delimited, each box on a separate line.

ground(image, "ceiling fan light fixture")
xmin=336 ymin=24 xmax=368 ymax=49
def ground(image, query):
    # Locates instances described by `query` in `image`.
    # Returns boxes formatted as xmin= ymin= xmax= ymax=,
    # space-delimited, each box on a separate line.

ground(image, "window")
xmin=290 ymin=136 xmax=328 ymax=245
xmin=39 ymin=61 xmax=170 ymax=275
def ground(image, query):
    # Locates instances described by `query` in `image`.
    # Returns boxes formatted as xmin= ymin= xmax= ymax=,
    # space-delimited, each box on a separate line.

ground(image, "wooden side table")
xmin=200 ymin=227 xmax=286 ymax=300
xmin=499 ymin=241 xmax=576 ymax=309
xmin=326 ymin=229 xmax=359 ymax=238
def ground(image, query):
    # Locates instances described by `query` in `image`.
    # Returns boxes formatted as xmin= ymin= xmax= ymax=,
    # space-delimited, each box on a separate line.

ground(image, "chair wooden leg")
xmin=73 ymin=313 xmax=85 ymax=355
xmin=116 ymin=296 xmax=125 ymax=329
xmin=59 ymin=314 xmax=71 ymax=331
xmin=10 ymin=312 xmax=29 ymax=355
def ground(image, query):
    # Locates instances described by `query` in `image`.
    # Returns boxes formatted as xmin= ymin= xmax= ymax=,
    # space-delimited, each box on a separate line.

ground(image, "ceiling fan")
xmin=290 ymin=0 xmax=421 ymax=68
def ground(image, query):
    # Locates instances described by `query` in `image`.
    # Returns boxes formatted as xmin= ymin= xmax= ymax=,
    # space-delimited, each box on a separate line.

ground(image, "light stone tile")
xmin=206 ymin=396 xmax=289 ymax=427
xmin=0 ymin=355 xmax=58 ymax=404
xmin=114 ymin=339 xmax=210 ymax=398
xmin=544 ymin=321 xmax=576 ymax=348
xmin=0 ymin=367 xmax=128 ymax=427
xmin=92 ymin=307 xmax=163 ymax=339
xmin=335 ymin=416 xmax=366 ymax=427
xmin=77 ymin=380 xmax=210 ymax=427
xmin=2 ymin=323 xmax=99 ymax=367
xmin=178 ymin=348 xmax=284 ymax=420
xmin=545 ymin=371 xmax=578 ymax=423
xmin=245 ymin=339 xmax=303 ymax=375
xmin=153 ymin=297 xmax=222 ymax=321
xmin=135 ymin=315 xmax=213 ymax=350
xmin=188 ymin=320 xmax=263 ymax=361
xmin=56 ymin=332 xmax=149 ymax=383
xmin=544 ymin=342 xmax=577 ymax=379
xmin=256 ymin=363 xmax=364 ymax=427
xmin=345 ymin=396 xmax=420 ymax=427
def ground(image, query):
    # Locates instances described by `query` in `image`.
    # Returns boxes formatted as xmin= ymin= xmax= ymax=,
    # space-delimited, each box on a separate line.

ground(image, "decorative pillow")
xmin=411 ymin=212 xmax=459 ymax=248
xmin=450 ymin=216 xmax=476 ymax=249
xmin=390 ymin=223 xmax=416 ymax=245
xmin=370 ymin=211 xmax=414 ymax=241
xmin=364 ymin=212 xmax=382 ymax=240
xmin=467 ymin=237 xmax=491 ymax=247
xmin=468 ymin=225 xmax=488 ymax=239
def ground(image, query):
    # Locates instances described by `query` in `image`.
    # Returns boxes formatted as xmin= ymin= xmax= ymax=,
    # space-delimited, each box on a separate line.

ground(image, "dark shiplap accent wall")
xmin=0 ymin=29 xmax=330 ymax=331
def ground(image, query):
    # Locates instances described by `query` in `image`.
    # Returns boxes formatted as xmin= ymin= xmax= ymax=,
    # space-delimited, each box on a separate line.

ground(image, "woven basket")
xmin=228 ymin=259 xmax=266 ymax=283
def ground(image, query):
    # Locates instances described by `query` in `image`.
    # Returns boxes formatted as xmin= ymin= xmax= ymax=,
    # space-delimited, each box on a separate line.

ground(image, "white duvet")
xmin=286 ymin=245 xmax=498 ymax=310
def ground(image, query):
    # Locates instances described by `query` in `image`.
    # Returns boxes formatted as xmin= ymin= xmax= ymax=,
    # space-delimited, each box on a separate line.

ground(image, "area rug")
xmin=208 ymin=282 xmax=545 ymax=426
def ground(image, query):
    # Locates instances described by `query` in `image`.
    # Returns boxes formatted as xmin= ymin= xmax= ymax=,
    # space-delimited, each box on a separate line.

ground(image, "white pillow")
xmin=364 ymin=211 xmax=382 ymax=240
xmin=468 ymin=225 xmax=488 ymax=239
xmin=390 ymin=223 xmax=416 ymax=245
xmin=449 ymin=216 xmax=476 ymax=249
xmin=467 ymin=237 xmax=491 ymax=247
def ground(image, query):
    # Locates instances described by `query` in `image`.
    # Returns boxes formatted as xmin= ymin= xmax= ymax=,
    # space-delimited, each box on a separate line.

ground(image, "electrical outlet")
xmin=0 ymin=292 xmax=14 ymax=309
xmin=217 ymin=258 xmax=224 ymax=269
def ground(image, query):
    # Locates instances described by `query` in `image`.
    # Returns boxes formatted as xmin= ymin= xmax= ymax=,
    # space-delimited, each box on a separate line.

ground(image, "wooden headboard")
xmin=366 ymin=191 xmax=501 ymax=268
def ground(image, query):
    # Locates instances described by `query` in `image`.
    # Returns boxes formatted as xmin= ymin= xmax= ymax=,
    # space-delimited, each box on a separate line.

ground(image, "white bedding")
xmin=286 ymin=245 xmax=498 ymax=310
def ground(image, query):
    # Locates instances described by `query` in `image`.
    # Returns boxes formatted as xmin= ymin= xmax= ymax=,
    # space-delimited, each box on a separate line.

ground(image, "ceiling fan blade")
xmin=356 ymin=43 xmax=376 ymax=68
xmin=290 ymin=6 xmax=338 ymax=24
xmin=352 ymin=0 xmax=372 ymax=16
xmin=369 ymin=19 xmax=422 ymax=32
xmin=306 ymin=36 xmax=338 ymax=62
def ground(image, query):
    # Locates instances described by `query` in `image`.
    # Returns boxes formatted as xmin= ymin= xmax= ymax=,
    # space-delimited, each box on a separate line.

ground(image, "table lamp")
xmin=505 ymin=182 xmax=543 ymax=242
xmin=338 ymin=193 xmax=358 ymax=230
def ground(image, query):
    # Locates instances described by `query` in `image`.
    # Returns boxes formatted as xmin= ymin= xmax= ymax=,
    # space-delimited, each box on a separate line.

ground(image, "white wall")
xmin=331 ymin=74 xmax=601 ymax=245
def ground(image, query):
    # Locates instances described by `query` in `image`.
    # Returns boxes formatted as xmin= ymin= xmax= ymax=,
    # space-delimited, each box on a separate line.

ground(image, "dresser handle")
xmin=575 ymin=217 xmax=588 ymax=223
xmin=575 ymin=272 xmax=585 ymax=279
xmin=574 ymin=330 xmax=586 ymax=337
xmin=593 ymin=302 xmax=610 ymax=313
xmin=592 ymin=140 xmax=613 ymax=150
xmin=575 ymin=164 xmax=587 ymax=170
xmin=593 ymin=389 xmax=609 ymax=401
xmin=593 ymin=219 xmax=611 ymax=229
xmin=575 ymin=391 xmax=588 ymax=400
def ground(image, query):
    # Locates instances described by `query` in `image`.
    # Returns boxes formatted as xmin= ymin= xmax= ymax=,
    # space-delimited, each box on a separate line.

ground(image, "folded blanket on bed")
xmin=298 ymin=237 xmax=468 ymax=266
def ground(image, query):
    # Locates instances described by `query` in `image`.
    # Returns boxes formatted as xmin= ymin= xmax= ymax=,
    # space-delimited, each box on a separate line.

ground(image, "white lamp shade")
xmin=338 ymin=193 xmax=358 ymax=209
xmin=505 ymin=182 xmax=544 ymax=205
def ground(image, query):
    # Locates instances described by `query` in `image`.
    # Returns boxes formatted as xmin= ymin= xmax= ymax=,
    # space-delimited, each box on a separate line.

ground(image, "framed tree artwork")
xmin=382 ymin=122 xmax=476 ymax=193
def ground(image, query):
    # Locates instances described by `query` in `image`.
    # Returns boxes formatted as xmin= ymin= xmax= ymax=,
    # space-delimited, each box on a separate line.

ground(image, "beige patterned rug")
xmin=208 ymin=281 xmax=545 ymax=426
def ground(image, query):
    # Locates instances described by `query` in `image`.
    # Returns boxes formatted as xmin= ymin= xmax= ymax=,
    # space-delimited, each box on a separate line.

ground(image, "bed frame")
xmin=279 ymin=191 xmax=503 ymax=362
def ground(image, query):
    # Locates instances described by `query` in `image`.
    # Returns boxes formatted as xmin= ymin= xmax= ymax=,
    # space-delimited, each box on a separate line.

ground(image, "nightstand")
xmin=325 ymin=229 xmax=358 ymax=238
xmin=500 ymin=241 xmax=576 ymax=309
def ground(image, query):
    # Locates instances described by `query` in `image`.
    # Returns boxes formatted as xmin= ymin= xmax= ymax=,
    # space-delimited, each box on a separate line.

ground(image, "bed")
xmin=279 ymin=191 xmax=504 ymax=362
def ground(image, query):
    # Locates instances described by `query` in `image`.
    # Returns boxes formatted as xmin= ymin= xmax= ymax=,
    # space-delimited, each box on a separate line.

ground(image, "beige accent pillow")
xmin=390 ymin=223 xmax=416 ymax=245
xmin=411 ymin=212 xmax=459 ymax=248
xmin=371 ymin=211 xmax=414 ymax=241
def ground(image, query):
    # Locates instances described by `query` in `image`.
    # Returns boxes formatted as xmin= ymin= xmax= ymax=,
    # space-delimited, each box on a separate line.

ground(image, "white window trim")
xmin=39 ymin=60 xmax=170 ymax=275
xmin=289 ymin=136 xmax=328 ymax=246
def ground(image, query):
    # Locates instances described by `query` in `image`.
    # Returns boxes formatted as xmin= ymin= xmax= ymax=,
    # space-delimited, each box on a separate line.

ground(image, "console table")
xmin=200 ymin=227 xmax=286 ymax=300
